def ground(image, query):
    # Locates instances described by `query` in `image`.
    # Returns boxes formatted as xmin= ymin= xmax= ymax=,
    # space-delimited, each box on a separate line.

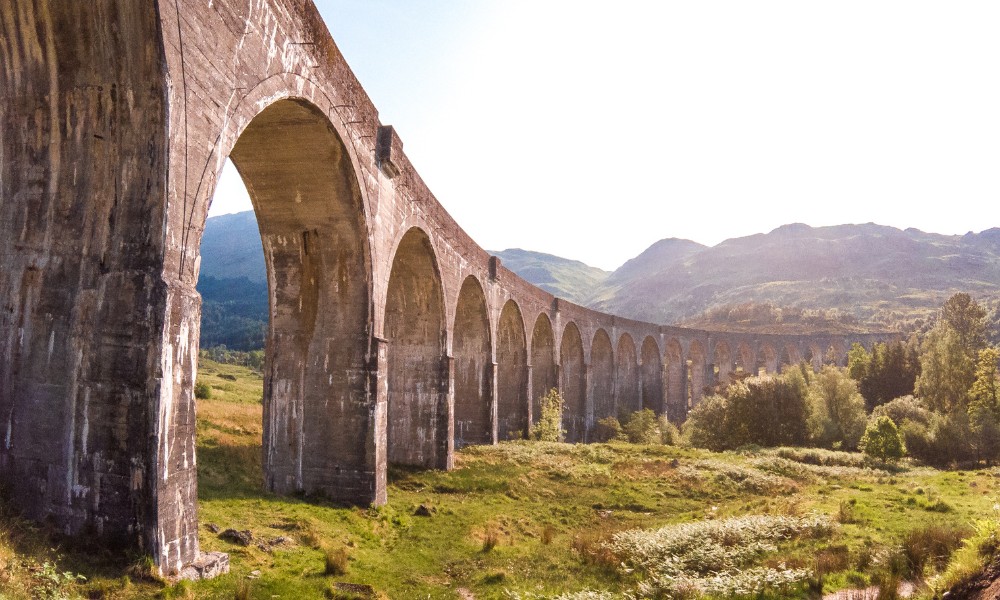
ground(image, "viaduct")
xmin=0 ymin=1 xmax=896 ymax=577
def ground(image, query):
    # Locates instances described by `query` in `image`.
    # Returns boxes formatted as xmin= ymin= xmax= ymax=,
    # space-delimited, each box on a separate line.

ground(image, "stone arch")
xmin=737 ymin=342 xmax=755 ymax=375
xmin=497 ymin=300 xmax=528 ymax=440
xmin=826 ymin=341 xmax=848 ymax=367
xmin=665 ymin=338 xmax=685 ymax=422
xmin=641 ymin=336 xmax=664 ymax=414
xmin=590 ymin=329 xmax=615 ymax=422
xmin=714 ymin=341 xmax=733 ymax=384
xmin=531 ymin=314 xmax=558 ymax=422
xmin=385 ymin=227 xmax=448 ymax=469
xmin=452 ymin=276 xmax=492 ymax=449
xmin=688 ymin=340 xmax=707 ymax=408
xmin=807 ymin=343 xmax=824 ymax=372
xmin=782 ymin=343 xmax=802 ymax=371
xmin=616 ymin=334 xmax=640 ymax=415
xmin=759 ymin=343 xmax=778 ymax=375
xmin=560 ymin=322 xmax=587 ymax=443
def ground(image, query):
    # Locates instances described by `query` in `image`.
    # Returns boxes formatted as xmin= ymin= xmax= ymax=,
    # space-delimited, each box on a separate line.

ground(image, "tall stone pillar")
xmin=487 ymin=362 xmax=499 ymax=444
xmin=368 ymin=338 xmax=389 ymax=506
xmin=525 ymin=364 xmax=534 ymax=427
xmin=439 ymin=356 xmax=455 ymax=470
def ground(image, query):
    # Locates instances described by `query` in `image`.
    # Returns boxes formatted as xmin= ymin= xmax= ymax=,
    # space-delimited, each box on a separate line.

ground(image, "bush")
xmin=530 ymin=389 xmax=565 ymax=442
xmin=685 ymin=372 xmax=810 ymax=451
xmin=622 ymin=409 xmax=660 ymax=444
xmin=194 ymin=380 xmax=212 ymax=400
xmin=593 ymin=416 xmax=624 ymax=443
xmin=324 ymin=546 xmax=349 ymax=576
xmin=658 ymin=416 xmax=679 ymax=445
xmin=807 ymin=366 xmax=867 ymax=450
xmin=872 ymin=395 xmax=932 ymax=428
xmin=859 ymin=416 xmax=905 ymax=463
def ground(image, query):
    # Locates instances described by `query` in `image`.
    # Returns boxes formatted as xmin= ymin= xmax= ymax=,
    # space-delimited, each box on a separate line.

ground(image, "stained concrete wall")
xmin=0 ymin=0 xmax=900 ymax=576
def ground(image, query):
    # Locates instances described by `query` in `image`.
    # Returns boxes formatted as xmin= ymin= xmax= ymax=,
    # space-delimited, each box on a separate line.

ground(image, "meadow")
xmin=0 ymin=359 xmax=997 ymax=599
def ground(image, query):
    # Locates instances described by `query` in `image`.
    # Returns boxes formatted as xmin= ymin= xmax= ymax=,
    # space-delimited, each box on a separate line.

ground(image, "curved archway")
xmin=453 ymin=276 xmax=492 ymax=449
xmin=590 ymin=330 xmax=615 ymax=422
xmin=228 ymin=99 xmax=373 ymax=502
xmin=616 ymin=334 xmax=640 ymax=415
xmin=385 ymin=227 xmax=448 ymax=469
xmin=497 ymin=301 xmax=529 ymax=440
xmin=759 ymin=343 xmax=778 ymax=375
xmin=737 ymin=342 xmax=755 ymax=375
xmin=826 ymin=341 xmax=848 ymax=367
xmin=665 ymin=338 xmax=685 ymax=422
xmin=561 ymin=322 xmax=587 ymax=442
xmin=688 ymin=340 xmax=707 ymax=408
xmin=531 ymin=314 xmax=557 ymax=422
xmin=782 ymin=343 xmax=802 ymax=371
xmin=807 ymin=343 xmax=824 ymax=372
xmin=714 ymin=341 xmax=733 ymax=385
xmin=641 ymin=336 xmax=664 ymax=414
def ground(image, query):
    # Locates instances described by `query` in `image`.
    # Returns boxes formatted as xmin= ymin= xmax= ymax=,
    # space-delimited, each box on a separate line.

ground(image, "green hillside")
xmin=490 ymin=248 xmax=611 ymax=305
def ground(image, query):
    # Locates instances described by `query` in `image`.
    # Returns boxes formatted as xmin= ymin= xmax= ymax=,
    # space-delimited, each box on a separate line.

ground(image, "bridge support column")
xmin=525 ymin=365 xmax=534 ymax=428
xmin=487 ymin=362 xmax=499 ymax=444
xmin=439 ymin=356 xmax=456 ymax=470
xmin=582 ymin=363 xmax=593 ymax=443
xmin=369 ymin=338 xmax=390 ymax=506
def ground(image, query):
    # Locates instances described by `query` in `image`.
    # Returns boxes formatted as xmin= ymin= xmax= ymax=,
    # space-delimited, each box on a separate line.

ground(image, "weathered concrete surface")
xmin=0 ymin=0 xmax=899 ymax=576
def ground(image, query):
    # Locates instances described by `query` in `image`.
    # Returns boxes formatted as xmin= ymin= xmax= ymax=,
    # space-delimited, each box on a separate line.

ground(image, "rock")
xmin=178 ymin=551 xmax=229 ymax=581
xmin=219 ymin=529 xmax=254 ymax=546
xmin=205 ymin=522 xmax=220 ymax=534
xmin=414 ymin=504 xmax=433 ymax=517
xmin=247 ymin=569 xmax=261 ymax=580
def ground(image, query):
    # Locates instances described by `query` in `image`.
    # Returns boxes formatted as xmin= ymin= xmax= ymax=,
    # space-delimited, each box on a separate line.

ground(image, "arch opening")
xmin=530 ymin=314 xmax=557 ymax=422
xmin=665 ymin=339 xmax=685 ymax=423
xmin=560 ymin=323 xmax=587 ymax=442
xmin=687 ymin=341 xmax=707 ymax=409
xmin=453 ymin=276 xmax=492 ymax=448
xmin=384 ymin=228 xmax=448 ymax=469
xmin=640 ymin=336 xmax=663 ymax=414
xmin=497 ymin=301 xmax=528 ymax=440
xmin=590 ymin=330 xmax=615 ymax=423
xmin=616 ymin=334 xmax=640 ymax=415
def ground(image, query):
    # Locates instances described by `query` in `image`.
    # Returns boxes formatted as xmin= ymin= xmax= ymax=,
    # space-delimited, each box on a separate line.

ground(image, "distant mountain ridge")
xmin=198 ymin=212 xmax=1000 ymax=347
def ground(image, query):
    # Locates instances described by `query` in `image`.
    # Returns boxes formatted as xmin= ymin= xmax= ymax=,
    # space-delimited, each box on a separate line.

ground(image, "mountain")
xmin=490 ymin=248 xmax=610 ymax=305
xmin=197 ymin=212 xmax=1000 ymax=347
xmin=197 ymin=212 xmax=267 ymax=350
xmin=592 ymin=223 xmax=1000 ymax=334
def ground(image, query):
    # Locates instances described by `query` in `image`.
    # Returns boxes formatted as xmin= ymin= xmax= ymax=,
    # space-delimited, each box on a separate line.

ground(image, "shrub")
xmin=593 ymin=416 xmax=624 ymax=443
xmin=900 ymin=524 xmax=969 ymax=577
xmin=658 ymin=416 xmax=679 ymax=445
xmin=324 ymin=546 xmax=349 ymax=576
xmin=622 ymin=409 xmax=660 ymax=444
xmin=482 ymin=527 xmax=500 ymax=552
xmin=872 ymin=395 xmax=932 ymax=427
xmin=194 ymin=380 xmax=212 ymax=400
xmin=859 ymin=416 xmax=905 ymax=463
xmin=685 ymin=372 xmax=810 ymax=451
xmin=807 ymin=366 xmax=867 ymax=450
xmin=529 ymin=389 xmax=565 ymax=442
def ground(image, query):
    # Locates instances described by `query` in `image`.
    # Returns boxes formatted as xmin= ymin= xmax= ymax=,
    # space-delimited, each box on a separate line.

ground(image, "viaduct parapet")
xmin=0 ymin=1 xmax=897 ymax=576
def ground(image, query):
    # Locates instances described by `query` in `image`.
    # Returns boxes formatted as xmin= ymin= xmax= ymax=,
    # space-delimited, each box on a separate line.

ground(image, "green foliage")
xmin=200 ymin=346 xmax=265 ymax=372
xmin=917 ymin=325 xmax=976 ymax=413
xmin=32 ymin=562 xmax=86 ymax=600
xmin=685 ymin=372 xmax=810 ymax=451
xmin=658 ymin=415 xmax=679 ymax=445
xmin=807 ymin=366 xmax=867 ymax=450
xmin=849 ymin=341 xmax=920 ymax=411
xmin=194 ymin=380 xmax=212 ymax=400
xmin=593 ymin=416 xmax=624 ymax=443
xmin=529 ymin=389 xmax=565 ymax=442
xmin=871 ymin=395 xmax=932 ymax=428
xmin=621 ymin=409 xmax=661 ymax=444
xmin=967 ymin=347 xmax=1000 ymax=463
xmin=941 ymin=292 xmax=988 ymax=354
xmin=859 ymin=416 xmax=905 ymax=463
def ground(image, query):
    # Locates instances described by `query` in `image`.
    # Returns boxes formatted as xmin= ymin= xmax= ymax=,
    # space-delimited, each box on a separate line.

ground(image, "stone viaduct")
xmin=0 ymin=1 xmax=896 ymax=577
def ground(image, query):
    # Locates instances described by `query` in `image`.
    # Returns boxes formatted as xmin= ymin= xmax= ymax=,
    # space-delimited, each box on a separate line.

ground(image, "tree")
xmin=859 ymin=415 xmax=905 ymax=463
xmin=940 ymin=293 xmax=987 ymax=354
xmin=968 ymin=347 xmax=1000 ymax=464
xmin=916 ymin=325 xmax=976 ymax=413
xmin=530 ymin=389 xmax=565 ymax=442
xmin=807 ymin=366 xmax=867 ymax=450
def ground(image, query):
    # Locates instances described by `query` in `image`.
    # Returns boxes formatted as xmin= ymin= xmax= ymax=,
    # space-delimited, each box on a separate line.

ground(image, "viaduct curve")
xmin=0 ymin=1 xmax=896 ymax=576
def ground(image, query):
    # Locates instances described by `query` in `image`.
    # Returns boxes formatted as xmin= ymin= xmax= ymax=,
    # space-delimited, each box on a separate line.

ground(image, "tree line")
xmin=683 ymin=293 xmax=1000 ymax=466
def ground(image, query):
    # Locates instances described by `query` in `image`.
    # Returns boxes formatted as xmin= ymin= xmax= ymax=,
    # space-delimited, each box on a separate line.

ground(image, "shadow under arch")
xmin=497 ymin=300 xmax=529 ymax=440
xmin=453 ymin=275 xmax=492 ymax=448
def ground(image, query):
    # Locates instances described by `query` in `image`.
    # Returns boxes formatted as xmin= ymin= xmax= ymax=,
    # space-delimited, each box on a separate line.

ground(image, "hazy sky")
xmin=209 ymin=1 xmax=1000 ymax=270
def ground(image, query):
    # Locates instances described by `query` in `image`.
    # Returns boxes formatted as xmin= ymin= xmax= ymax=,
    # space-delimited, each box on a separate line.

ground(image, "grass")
xmin=0 ymin=359 xmax=998 ymax=598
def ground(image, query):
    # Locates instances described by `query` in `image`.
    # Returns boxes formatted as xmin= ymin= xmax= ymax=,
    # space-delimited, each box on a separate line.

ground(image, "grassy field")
xmin=1 ymin=360 xmax=998 ymax=599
